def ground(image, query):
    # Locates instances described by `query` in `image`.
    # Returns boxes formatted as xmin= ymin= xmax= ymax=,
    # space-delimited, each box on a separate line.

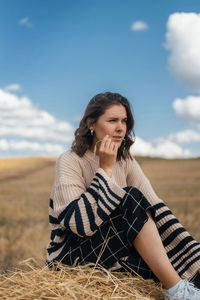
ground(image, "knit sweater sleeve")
xmin=50 ymin=151 xmax=126 ymax=237
xmin=126 ymin=157 xmax=163 ymax=206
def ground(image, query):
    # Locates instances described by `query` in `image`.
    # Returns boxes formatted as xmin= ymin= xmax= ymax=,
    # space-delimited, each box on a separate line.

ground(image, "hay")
xmin=0 ymin=258 xmax=164 ymax=300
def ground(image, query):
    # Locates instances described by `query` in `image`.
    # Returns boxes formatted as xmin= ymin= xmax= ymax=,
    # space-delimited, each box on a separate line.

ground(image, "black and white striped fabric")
xmin=47 ymin=185 xmax=200 ymax=281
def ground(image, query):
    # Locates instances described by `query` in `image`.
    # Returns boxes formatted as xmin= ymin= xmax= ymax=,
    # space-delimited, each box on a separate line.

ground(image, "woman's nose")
xmin=116 ymin=122 xmax=125 ymax=131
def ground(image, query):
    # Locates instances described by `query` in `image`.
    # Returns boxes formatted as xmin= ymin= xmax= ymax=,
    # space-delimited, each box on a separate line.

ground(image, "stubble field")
xmin=0 ymin=156 xmax=200 ymax=273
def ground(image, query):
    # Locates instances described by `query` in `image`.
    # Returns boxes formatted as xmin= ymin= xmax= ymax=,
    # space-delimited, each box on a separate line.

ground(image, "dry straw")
xmin=0 ymin=258 xmax=164 ymax=300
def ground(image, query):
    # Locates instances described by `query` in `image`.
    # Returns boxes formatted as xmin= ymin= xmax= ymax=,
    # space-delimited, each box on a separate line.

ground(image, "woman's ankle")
xmin=165 ymin=279 xmax=183 ymax=296
xmin=163 ymin=277 xmax=181 ymax=290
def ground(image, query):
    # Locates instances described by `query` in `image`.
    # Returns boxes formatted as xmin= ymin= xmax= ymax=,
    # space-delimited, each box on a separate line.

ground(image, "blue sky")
xmin=1 ymin=0 xmax=200 ymax=158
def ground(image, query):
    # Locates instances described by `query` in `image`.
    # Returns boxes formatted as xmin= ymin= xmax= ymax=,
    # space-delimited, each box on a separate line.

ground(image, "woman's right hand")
xmin=99 ymin=135 xmax=119 ymax=177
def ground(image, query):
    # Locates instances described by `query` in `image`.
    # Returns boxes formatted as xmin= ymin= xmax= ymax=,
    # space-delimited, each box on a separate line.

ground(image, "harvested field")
xmin=0 ymin=157 xmax=56 ymax=272
xmin=0 ymin=156 xmax=200 ymax=299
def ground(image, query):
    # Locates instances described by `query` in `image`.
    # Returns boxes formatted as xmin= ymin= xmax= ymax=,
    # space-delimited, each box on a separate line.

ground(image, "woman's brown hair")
xmin=71 ymin=92 xmax=135 ymax=160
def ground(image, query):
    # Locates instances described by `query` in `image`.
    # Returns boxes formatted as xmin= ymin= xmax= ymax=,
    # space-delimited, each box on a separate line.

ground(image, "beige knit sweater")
xmin=47 ymin=149 xmax=200 ymax=280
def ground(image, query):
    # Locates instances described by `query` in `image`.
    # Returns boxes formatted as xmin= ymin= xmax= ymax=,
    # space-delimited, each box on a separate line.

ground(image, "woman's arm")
xmin=50 ymin=152 xmax=126 ymax=237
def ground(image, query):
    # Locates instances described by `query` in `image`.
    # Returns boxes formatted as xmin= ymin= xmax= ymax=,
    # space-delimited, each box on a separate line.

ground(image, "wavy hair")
xmin=71 ymin=92 xmax=135 ymax=161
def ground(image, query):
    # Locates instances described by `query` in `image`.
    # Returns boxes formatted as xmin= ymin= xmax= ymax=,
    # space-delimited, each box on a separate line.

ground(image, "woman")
xmin=47 ymin=92 xmax=200 ymax=299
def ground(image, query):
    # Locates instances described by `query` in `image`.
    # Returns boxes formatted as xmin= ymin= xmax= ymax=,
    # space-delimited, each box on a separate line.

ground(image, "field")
xmin=0 ymin=156 xmax=200 ymax=273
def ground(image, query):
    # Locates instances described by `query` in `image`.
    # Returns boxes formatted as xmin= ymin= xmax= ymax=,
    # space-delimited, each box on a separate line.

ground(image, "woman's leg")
xmin=133 ymin=212 xmax=181 ymax=289
xmin=153 ymin=202 xmax=200 ymax=280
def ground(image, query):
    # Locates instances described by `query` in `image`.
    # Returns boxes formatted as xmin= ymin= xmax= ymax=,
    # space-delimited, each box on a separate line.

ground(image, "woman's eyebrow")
xmin=107 ymin=116 xmax=127 ymax=119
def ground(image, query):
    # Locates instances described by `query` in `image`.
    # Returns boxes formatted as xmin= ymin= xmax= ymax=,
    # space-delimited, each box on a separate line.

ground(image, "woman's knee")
xmin=122 ymin=186 xmax=146 ymax=207
xmin=123 ymin=186 xmax=144 ymax=200
xmin=122 ymin=186 xmax=155 ymax=219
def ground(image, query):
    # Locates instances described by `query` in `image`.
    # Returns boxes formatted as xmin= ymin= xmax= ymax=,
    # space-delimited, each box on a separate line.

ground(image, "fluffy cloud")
xmin=158 ymin=129 xmax=200 ymax=144
xmin=0 ymin=139 xmax=64 ymax=157
xmin=173 ymin=95 xmax=200 ymax=127
xmin=0 ymin=88 xmax=75 ymax=157
xmin=4 ymin=84 xmax=22 ymax=92
xmin=136 ymin=95 xmax=200 ymax=157
xmin=131 ymin=136 xmax=193 ymax=159
xmin=131 ymin=21 xmax=149 ymax=31
xmin=1 ymin=87 xmax=199 ymax=159
xmin=18 ymin=17 xmax=33 ymax=27
xmin=164 ymin=12 xmax=200 ymax=92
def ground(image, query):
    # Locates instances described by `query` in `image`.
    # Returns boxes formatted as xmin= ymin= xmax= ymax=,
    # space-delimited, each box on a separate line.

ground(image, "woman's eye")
xmin=109 ymin=119 xmax=127 ymax=123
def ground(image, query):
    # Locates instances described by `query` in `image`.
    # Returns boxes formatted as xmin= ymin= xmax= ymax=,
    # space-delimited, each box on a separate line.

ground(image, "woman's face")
xmin=90 ymin=104 xmax=127 ymax=149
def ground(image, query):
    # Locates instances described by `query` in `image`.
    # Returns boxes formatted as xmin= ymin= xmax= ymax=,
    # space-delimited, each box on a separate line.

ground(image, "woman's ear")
xmin=86 ymin=118 xmax=95 ymax=130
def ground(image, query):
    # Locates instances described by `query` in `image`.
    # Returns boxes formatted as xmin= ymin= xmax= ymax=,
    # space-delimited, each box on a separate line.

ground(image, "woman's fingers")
xmin=113 ymin=142 xmax=119 ymax=152
xmin=98 ymin=135 xmax=119 ymax=173
xmin=103 ymin=137 xmax=111 ymax=150
xmin=99 ymin=136 xmax=106 ymax=151
xmin=100 ymin=135 xmax=110 ymax=150
xmin=101 ymin=136 xmax=113 ymax=151
xmin=100 ymin=135 xmax=119 ymax=154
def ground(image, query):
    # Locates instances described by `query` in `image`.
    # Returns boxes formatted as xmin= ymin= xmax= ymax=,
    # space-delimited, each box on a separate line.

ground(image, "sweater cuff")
xmin=96 ymin=168 xmax=126 ymax=201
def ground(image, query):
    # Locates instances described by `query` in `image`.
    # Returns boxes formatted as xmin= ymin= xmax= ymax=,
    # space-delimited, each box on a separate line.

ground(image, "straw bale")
xmin=0 ymin=258 xmax=164 ymax=299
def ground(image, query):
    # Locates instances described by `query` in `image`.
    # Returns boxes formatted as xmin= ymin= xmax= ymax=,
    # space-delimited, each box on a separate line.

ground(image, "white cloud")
xmin=0 ymin=139 xmax=65 ymax=158
xmin=131 ymin=21 xmax=149 ymax=31
xmin=0 ymin=88 xmax=75 ymax=157
xmin=131 ymin=136 xmax=193 ymax=159
xmin=4 ymin=83 xmax=22 ymax=92
xmin=18 ymin=17 xmax=33 ymax=27
xmin=156 ymin=129 xmax=200 ymax=145
xmin=173 ymin=95 xmax=200 ymax=127
xmin=164 ymin=12 xmax=200 ymax=92
xmin=1 ymin=87 xmax=199 ymax=159
xmin=167 ymin=129 xmax=200 ymax=144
